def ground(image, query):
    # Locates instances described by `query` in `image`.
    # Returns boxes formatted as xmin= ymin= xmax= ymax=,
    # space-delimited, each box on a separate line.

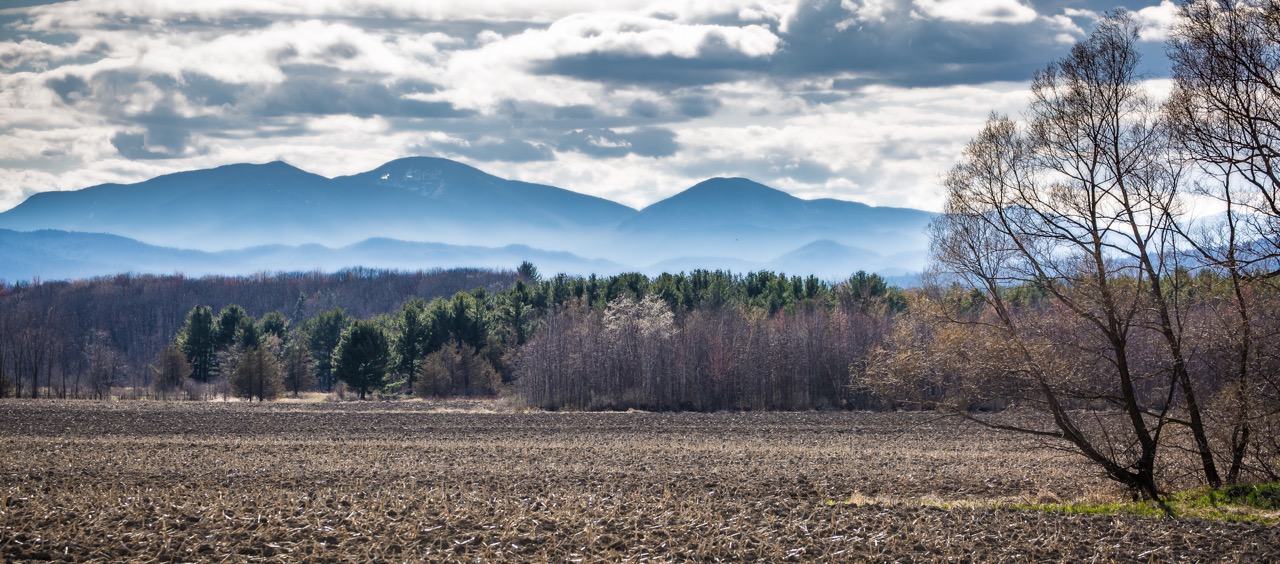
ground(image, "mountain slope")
xmin=0 ymin=162 xmax=336 ymax=249
xmin=624 ymin=177 xmax=929 ymax=231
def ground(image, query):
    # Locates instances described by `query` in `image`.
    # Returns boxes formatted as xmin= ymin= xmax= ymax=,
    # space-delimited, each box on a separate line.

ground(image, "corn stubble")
xmin=1 ymin=401 xmax=1275 ymax=561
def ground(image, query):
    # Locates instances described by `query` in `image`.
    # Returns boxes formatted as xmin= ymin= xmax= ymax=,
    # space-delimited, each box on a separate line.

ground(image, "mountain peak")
xmin=634 ymin=177 xmax=802 ymax=221
xmin=360 ymin=156 xmax=489 ymax=179
xmin=691 ymin=177 xmax=773 ymax=189
xmin=336 ymin=155 xmax=503 ymax=197
xmin=671 ymin=177 xmax=795 ymax=202
xmin=208 ymin=160 xmax=304 ymax=174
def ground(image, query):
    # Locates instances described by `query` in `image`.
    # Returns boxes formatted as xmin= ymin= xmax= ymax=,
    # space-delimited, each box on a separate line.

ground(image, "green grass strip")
xmin=1000 ymin=482 xmax=1280 ymax=525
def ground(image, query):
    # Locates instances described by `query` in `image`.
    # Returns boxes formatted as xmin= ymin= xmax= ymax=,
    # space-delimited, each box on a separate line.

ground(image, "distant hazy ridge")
xmin=0 ymin=157 xmax=934 ymax=280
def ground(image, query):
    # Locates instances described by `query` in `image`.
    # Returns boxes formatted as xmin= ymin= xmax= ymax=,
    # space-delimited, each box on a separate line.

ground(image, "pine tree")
xmin=178 ymin=305 xmax=217 ymax=382
xmin=332 ymin=320 xmax=389 ymax=400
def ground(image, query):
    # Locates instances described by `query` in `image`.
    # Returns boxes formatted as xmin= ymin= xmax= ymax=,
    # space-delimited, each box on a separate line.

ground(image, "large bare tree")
xmin=1166 ymin=0 xmax=1280 ymax=483
xmin=887 ymin=12 xmax=1223 ymax=498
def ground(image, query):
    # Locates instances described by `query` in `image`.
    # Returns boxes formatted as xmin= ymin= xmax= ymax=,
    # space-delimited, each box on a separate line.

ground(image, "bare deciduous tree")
xmin=84 ymin=330 xmax=121 ymax=400
xmin=880 ymin=12 xmax=1224 ymax=499
xmin=1166 ymin=0 xmax=1280 ymax=483
xmin=281 ymin=332 xmax=314 ymax=398
xmin=231 ymin=336 xmax=284 ymax=402
xmin=151 ymin=343 xmax=191 ymax=399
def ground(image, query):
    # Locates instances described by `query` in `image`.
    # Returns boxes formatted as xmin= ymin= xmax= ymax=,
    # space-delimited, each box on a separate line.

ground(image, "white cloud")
xmin=912 ymin=0 xmax=1037 ymax=24
xmin=536 ymin=13 xmax=780 ymax=60
xmin=1043 ymin=14 xmax=1086 ymax=38
xmin=1063 ymin=8 xmax=1099 ymax=20
xmin=1134 ymin=0 xmax=1178 ymax=41
xmin=15 ymin=0 xmax=637 ymax=29
xmin=839 ymin=0 xmax=899 ymax=25
xmin=13 ymin=0 xmax=799 ymax=30
xmin=432 ymin=12 xmax=779 ymax=111
xmin=129 ymin=20 xmax=442 ymax=85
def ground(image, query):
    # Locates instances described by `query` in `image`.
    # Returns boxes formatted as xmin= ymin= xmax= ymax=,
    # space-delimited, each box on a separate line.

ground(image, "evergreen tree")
xmin=392 ymin=298 xmax=430 ymax=388
xmin=449 ymin=291 xmax=488 ymax=350
xmin=214 ymin=305 xmax=249 ymax=351
xmin=178 ymin=305 xmax=217 ymax=382
xmin=516 ymin=260 xmax=541 ymax=282
xmin=425 ymin=297 xmax=453 ymax=353
xmin=302 ymin=307 xmax=351 ymax=391
xmin=332 ymin=320 xmax=390 ymax=400
xmin=237 ymin=315 xmax=261 ymax=349
xmin=259 ymin=311 xmax=288 ymax=340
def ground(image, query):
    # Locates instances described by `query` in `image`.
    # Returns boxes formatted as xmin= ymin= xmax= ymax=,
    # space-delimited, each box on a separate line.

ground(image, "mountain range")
xmin=0 ymin=157 xmax=934 ymax=281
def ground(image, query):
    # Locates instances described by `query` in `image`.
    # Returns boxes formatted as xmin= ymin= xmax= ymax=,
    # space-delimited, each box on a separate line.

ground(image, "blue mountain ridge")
xmin=0 ymin=157 xmax=936 ymax=279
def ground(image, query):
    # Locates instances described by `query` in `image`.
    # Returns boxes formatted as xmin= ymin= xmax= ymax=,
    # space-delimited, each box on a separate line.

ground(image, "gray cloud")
xmin=107 ymin=97 xmax=214 ymax=158
xmin=432 ymin=138 xmax=555 ymax=163
xmin=679 ymin=154 xmax=835 ymax=187
xmin=559 ymin=128 xmax=678 ymax=158
xmin=255 ymin=69 xmax=469 ymax=118
xmin=46 ymin=74 xmax=89 ymax=103
xmin=176 ymin=73 xmax=242 ymax=107
xmin=552 ymin=104 xmax=596 ymax=120
xmin=479 ymin=99 xmax=662 ymax=131
xmin=675 ymin=95 xmax=721 ymax=118
xmin=771 ymin=1 xmax=1067 ymax=87
xmin=110 ymin=131 xmax=187 ymax=159
xmin=535 ymin=52 xmax=767 ymax=89
xmin=628 ymin=99 xmax=661 ymax=119
xmin=325 ymin=41 xmax=360 ymax=60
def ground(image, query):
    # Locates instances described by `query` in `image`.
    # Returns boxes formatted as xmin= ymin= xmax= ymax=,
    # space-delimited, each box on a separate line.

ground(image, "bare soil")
xmin=1 ymin=400 xmax=1274 ymax=561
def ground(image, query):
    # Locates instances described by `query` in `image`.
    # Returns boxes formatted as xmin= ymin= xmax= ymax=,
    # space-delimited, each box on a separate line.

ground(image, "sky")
xmin=0 ymin=0 xmax=1180 ymax=214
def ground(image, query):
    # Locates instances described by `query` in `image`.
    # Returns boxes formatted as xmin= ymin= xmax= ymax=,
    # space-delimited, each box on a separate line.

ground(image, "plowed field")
xmin=1 ymin=400 xmax=1275 ymax=561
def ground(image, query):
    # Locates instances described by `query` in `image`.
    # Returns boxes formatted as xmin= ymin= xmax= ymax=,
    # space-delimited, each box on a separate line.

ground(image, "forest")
xmin=0 ymin=264 xmax=904 ymax=408
xmin=0 ymin=267 xmax=513 ymax=399
xmin=1 ymin=3 xmax=1279 ymax=500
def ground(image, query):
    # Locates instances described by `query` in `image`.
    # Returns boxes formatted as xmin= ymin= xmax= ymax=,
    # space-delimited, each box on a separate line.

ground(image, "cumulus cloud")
xmin=495 ymin=12 xmax=782 ymax=89
xmin=912 ymin=0 xmax=1038 ymax=24
xmin=1133 ymin=0 xmax=1178 ymax=40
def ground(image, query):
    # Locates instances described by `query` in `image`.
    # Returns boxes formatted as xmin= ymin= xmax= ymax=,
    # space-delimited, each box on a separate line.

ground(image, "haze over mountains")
xmin=0 ymin=157 xmax=934 ymax=281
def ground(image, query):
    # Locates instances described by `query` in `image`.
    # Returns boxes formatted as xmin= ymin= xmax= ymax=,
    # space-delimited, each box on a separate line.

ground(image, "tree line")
xmin=516 ymin=276 xmax=899 ymax=411
xmin=154 ymin=265 xmax=905 ymax=406
xmin=0 ymin=260 xmax=905 ymax=405
xmin=0 ymin=268 xmax=514 ymax=399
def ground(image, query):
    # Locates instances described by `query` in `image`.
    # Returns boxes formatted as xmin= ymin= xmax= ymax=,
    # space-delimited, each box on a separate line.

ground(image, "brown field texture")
xmin=1 ymin=400 xmax=1276 ymax=562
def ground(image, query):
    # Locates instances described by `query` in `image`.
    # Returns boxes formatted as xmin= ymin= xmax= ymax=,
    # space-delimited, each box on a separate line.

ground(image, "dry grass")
xmin=1 ymin=400 xmax=1275 ymax=561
